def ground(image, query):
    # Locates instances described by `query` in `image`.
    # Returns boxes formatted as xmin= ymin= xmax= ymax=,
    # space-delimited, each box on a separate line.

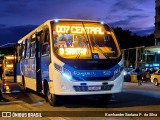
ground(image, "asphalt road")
xmin=0 ymin=81 xmax=160 ymax=120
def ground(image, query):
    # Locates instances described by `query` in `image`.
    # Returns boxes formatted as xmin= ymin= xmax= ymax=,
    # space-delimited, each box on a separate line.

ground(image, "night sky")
xmin=0 ymin=0 xmax=154 ymax=46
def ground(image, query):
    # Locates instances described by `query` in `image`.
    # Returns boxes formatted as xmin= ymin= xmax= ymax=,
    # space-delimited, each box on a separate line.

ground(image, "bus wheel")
xmin=44 ymin=83 xmax=59 ymax=106
xmin=154 ymin=78 xmax=159 ymax=86
xmin=98 ymin=94 xmax=112 ymax=105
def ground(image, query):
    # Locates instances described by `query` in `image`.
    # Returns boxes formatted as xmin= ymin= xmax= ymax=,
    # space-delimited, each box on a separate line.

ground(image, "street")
xmin=0 ymin=80 xmax=160 ymax=120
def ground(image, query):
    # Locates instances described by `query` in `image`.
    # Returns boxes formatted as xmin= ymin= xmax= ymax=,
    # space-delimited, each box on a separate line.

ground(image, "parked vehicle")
xmin=142 ymin=69 xmax=150 ymax=82
xmin=151 ymin=69 xmax=160 ymax=86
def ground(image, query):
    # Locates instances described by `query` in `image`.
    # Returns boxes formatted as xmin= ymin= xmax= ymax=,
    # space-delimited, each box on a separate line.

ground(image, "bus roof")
xmin=52 ymin=18 xmax=100 ymax=23
xmin=17 ymin=19 xmax=104 ymax=43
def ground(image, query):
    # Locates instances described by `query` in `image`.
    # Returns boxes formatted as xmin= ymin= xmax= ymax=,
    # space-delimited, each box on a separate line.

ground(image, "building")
xmin=123 ymin=0 xmax=160 ymax=70
xmin=155 ymin=0 xmax=160 ymax=45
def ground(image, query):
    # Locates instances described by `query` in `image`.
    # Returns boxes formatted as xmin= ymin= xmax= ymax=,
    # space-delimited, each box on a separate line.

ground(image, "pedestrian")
xmin=135 ymin=66 xmax=142 ymax=85
xmin=145 ymin=69 xmax=151 ymax=82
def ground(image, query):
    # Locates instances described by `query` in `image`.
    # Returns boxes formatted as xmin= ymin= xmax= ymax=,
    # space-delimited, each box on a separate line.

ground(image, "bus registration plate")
xmin=88 ymin=86 xmax=101 ymax=91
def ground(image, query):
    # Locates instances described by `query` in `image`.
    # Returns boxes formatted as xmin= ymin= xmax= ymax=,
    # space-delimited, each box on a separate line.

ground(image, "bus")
xmin=16 ymin=19 xmax=124 ymax=106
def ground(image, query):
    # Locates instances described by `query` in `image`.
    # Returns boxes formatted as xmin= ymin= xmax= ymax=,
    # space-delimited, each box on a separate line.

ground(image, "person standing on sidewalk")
xmin=135 ymin=66 xmax=142 ymax=85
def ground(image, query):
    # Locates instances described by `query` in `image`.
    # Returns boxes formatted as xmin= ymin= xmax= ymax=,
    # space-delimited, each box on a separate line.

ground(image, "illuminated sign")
xmin=59 ymin=48 xmax=87 ymax=55
xmin=56 ymin=25 xmax=104 ymax=34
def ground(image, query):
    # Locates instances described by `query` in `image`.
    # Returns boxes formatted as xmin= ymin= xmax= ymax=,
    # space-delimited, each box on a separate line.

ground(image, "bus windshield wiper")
xmin=93 ymin=43 xmax=110 ymax=59
xmin=75 ymin=22 xmax=93 ymax=60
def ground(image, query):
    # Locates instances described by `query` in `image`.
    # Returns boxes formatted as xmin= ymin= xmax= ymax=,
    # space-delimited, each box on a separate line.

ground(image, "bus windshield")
xmin=53 ymin=21 xmax=120 ymax=59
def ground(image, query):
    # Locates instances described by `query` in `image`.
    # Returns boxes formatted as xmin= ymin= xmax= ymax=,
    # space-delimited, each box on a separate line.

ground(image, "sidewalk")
xmin=0 ymin=80 xmax=22 ymax=94
xmin=0 ymin=80 xmax=23 ymax=104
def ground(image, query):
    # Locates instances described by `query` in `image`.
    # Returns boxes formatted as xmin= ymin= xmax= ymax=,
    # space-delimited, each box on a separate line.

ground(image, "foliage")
xmin=113 ymin=27 xmax=155 ymax=49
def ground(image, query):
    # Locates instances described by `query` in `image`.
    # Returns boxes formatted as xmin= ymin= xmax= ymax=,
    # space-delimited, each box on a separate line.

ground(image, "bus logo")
xmin=73 ymin=71 xmax=96 ymax=76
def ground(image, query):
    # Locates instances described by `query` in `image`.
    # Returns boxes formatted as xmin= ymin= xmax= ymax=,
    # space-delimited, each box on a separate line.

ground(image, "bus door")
xmin=35 ymin=33 xmax=42 ymax=93
xmin=36 ymin=28 xmax=50 ymax=93
xmin=40 ymin=29 xmax=51 ymax=88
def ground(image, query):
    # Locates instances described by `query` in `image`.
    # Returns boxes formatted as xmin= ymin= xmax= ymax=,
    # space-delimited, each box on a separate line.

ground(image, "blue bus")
xmin=16 ymin=19 xmax=124 ymax=106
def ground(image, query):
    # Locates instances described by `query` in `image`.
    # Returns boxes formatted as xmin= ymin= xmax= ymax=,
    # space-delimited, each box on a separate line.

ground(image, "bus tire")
xmin=98 ymin=94 xmax=112 ymax=105
xmin=22 ymin=76 xmax=29 ymax=93
xmin=154 ymin=78 xmax=159 ymax=86
xmin=44 ymin=82 xmax=59 ymax=106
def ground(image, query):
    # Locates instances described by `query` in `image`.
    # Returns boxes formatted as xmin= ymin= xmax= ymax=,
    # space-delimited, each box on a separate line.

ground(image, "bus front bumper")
xmin=49 ymin=72 xmax=124 ymax=96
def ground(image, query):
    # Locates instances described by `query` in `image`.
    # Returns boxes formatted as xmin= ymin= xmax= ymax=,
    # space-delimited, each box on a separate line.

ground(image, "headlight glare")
xmin=63 ymin=68 xmax=72 ymax=80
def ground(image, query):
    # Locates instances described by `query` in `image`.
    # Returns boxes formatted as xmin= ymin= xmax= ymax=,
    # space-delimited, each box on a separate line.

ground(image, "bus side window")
xmin=44 ymin=29 xmax=50 ymax=43
xmin=22 ymin=40 xmax=27 ymax=59
xmin=30 ymin=42 xmax=36 ymax=57
xmin=42 ymin=29 xmax=50 ymax=55
xmin=30 ymin=34 xmax=36 ymax=58
xmin=26 ymin=37 xmax=31 ymax=58
xmin=42 ymin=43 xmax=50 ymax=55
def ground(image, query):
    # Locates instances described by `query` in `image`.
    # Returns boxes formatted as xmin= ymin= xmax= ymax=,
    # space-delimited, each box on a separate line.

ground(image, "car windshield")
xmin=52 ymin=21 xmax=120 ymax=59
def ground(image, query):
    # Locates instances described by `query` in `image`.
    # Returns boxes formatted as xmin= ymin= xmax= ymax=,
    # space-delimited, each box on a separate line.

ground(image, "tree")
xmin=113 ymin=27 xmax=154 ymax=49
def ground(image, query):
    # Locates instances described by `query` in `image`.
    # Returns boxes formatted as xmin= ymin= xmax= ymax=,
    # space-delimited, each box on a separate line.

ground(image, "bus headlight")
xmin=114 ymin=68 xmax=120 ymax=75
xmin=62 ymin=68 xmax=72 ymax=80
xmin=114 ymin=65 xmax=124 ymax=78
xmin=54 ymin=63 xmax=72 ymax=80
xmin=54 ymin=63 xmax=63 ymax=72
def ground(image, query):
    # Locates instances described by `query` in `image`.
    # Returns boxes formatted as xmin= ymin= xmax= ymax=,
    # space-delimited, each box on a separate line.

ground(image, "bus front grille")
xmin=72 ymin=76 xmax=113 ymax=81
